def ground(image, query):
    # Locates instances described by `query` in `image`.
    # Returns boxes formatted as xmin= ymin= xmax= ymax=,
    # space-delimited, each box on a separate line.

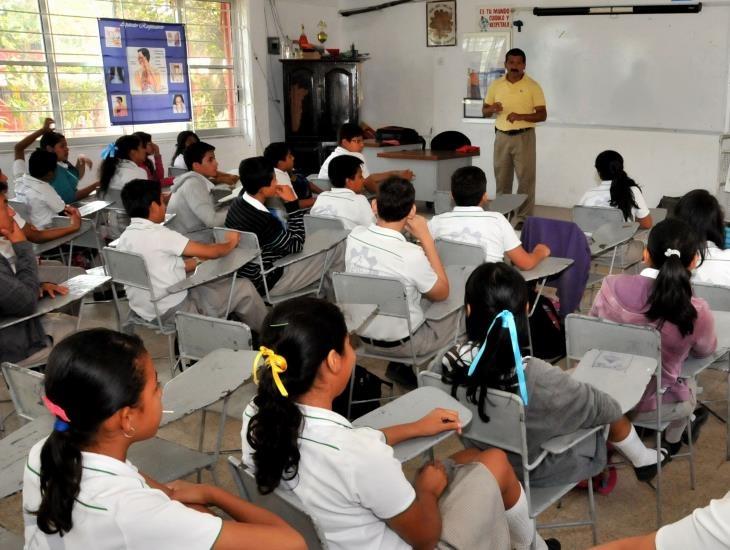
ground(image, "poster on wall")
xmin=477 ymin=7 xmax=512 ymax=32
xmin=426 ymin=1 xmax=457 ymax=47
xmin=98 ymin=18 xmax=191 ymax=125
xmin=462 ymin=31 xmax=510 ymax=114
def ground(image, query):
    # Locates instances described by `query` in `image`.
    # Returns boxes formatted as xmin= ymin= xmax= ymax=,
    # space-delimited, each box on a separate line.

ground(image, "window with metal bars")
xmin=0 ymin=0 xmax=247 ymax=141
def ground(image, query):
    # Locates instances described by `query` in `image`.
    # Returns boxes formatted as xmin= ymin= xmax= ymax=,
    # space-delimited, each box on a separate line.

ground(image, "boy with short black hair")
xmin=225 ymin=156 xmax=343 ymax=297
xmin=263 ymin=142 xmax=321 ymax=208
xmin=13 ymin=149 xmax=81 ymax=230
xmin=318 ymin=123 xmax=414 ymax=193
xmin=116 ymin=178 xmax=267 ymax=330
xmin=428 ymin=166 xmax=550 ymax=269
xmin=167 ymin=141 xmax=228 ymax=237
xmin=310 ymin=155 xmax=375 ymax=230
xmin=346 ymin=176 xmax=458 ymax=373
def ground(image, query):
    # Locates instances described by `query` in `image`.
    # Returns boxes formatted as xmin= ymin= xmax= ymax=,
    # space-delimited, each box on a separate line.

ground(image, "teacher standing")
xmin=483 ymin=48 xmax=547 ymax=223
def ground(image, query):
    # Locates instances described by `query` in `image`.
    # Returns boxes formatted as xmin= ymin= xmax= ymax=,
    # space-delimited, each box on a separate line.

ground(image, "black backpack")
xmin=333 ymin=365 xmax=393 ymax=420
xmin=527 ymin=290 xmax=566 ymax=363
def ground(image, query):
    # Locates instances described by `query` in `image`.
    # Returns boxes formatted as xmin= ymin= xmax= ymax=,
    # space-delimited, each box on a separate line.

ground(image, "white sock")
xmin=612 ymin=425 xmax=657 ymax=467
xmin=504 ymin=485 xmax=536 ymax=550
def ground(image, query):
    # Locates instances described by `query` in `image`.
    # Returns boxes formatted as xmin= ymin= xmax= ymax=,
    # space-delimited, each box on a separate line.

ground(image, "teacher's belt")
xmin=496 ymin=128 xmax=534 ymax=136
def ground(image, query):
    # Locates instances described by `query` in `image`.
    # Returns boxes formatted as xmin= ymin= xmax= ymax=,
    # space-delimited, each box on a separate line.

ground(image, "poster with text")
xmin=98 ymin=18 xmax=191 ymax=125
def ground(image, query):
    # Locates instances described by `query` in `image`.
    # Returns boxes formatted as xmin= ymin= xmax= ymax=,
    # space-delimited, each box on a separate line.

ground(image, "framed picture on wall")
xmin=427 ymin=1 xmax=457 ymax=47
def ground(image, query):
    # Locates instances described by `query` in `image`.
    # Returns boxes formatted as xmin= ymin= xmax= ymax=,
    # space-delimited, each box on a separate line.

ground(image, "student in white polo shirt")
xmin=428 ymin=166 xmax=550 ymax=269
xmin=116 ymin=179 xmax=267 ymax=331
xmin=243 ymin=298 xmax=561 ymax=550
xmin=263 ymin=142 xmax=321 ymax=209
xmin=674 ymin=189 xmax=730 ymax=287
xmin=13 ymin=149 xmax=77 ymax=230
xmin=24 ymin=328 xmax=305 ymax=550
xmin=578 ymin=150 xmax=653 ymax=229
xmin=311 ymin=155 xmax=375 ymax=230
xmin=318 ymin=123 xmax=414 ymax=193
xmin=345 ymin=177 xmax=457 ymax=384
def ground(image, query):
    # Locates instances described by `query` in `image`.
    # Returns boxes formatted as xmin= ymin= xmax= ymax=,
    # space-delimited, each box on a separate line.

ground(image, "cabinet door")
xmin=319 ymin=64 xmax=358 ymax=140
xmin=284 ymin=65 xmax=318 ymax=138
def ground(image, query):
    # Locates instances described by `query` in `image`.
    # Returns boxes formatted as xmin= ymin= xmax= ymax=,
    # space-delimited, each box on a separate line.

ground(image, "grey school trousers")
xmin=493 ymin=128 xmax=536 ymax=219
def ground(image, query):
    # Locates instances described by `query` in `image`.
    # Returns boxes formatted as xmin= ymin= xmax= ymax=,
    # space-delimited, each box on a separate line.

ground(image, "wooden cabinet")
xmin=281 ymin=59 xmax=364 ymax=172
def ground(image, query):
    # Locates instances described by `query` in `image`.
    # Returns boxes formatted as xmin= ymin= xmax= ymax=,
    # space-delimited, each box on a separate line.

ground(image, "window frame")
xmin=0 ymin=0 xmax=251 ymax=151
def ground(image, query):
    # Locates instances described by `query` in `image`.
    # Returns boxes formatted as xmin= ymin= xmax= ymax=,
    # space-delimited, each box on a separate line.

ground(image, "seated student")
xmin=594 ymin=493 xmax=730 ymax=549
xmin=0 ymin=176 xmax=81 ymax=267
xmin=133 ymin=131 xmax=171 ymax=186
xmin=578 ymin=150 xmax=652 ymax=229
xmin=14 ymin=149 xmax=80 ymax=230
xmin=263 ymin=142 xmax=320 ymax=209
xmin=444 ymin=262 xmax=668 ymax=484
xmin=14 ymin=117 xmax=98 ymax=204
xmin=591 ymin=218 xmax=716 ymax=456
xmin=171 ymin=130 xmax=238 ymax=186
xmin=243 ymin=297 xmax=560 ymax=550
xmin=346 ymin=177 xmax=457 ymax=365
xmin=428 ymin=166 xmax=550 ymax=269
xmin=674 ymin=189 xmax=730 ymax=287
xmin=23 ymin=328 xmax=305 ymax=550
xmin=167 ymin=141 xmax=229 ymax=237
xmin=225 ymin=157 xmax=343 ymax=297
xmin=0 ymin=190 xmax=76 ymax=366
xmin=98 ymin=134 xmax=148 ymax=196
xmin=116 ymin=179 xmax=267 ymax=331
xmin=310 ymin=155 xmax=375 ymax=230
xmin=318 ymin=123 xmax=414 ymax=193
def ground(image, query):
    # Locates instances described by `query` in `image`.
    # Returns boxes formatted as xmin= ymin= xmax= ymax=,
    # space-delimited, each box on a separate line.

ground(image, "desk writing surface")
xmin=32 ymin=219 xmax=94 ymax=256
xmin=0 ymin=274 xmax=110 ymax=330
xmin=424 ymin=265 xmax=475 ymax=321
xmin=377 ymin=149 xmax=480 ymax=161
xmin=519 ymin=257 xmax=573 ymax=283
xmin=273 ymin=230 xmax=346 ymax=269
xmin=353 ymin=387 xmax=473 ymax=463
xmin=712 ymin=311 xmax=730 ymax=350
xmin=0 ymin=414 xmax=53 ymax=499
xmin=487 ymin=194 xmax=527 ymax=216
xmin=77 ymin=200 xmax=113 ymax=218
xmin=166 ymin=248 xmax=258 ymax=294
xmin=571 ymin=349 xmax=656 ymax=414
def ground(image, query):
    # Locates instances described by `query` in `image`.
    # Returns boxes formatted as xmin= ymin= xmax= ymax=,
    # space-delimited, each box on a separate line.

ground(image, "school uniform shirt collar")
xmin=640 ymin=267 xmax=659 ymax=279
xmin=707 ymin=241 xmax=720 ymax=250
xmin=452 ymin=206 xmax=484 ymax=212
xmin=367 ymin=224 xmax=407 ymax=242
xmin=329 ymin=187 xmax=356 ymax=196
xmin=22 ymin=173 xmax=52 ymax=189
xmin=242 ymin=192 xmax=269 ymax=213
xmin=78 ymin=449 xmax=143 ymax=479
xmin=127 ymin=217 xmax=159 ymax=230
xmin=598 ymin=181 xmax=612 ymax=188
xmin=296 ymin=403 xmax=353 ymax=429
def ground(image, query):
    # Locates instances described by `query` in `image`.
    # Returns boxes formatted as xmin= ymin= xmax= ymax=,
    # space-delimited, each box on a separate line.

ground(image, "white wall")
xmin=339 ymin=0 xmax=729 ymax=206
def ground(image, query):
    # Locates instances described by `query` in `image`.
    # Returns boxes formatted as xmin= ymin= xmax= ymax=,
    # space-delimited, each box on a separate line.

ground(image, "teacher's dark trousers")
xmin=493 ymin=127 xmax=536 ymax=219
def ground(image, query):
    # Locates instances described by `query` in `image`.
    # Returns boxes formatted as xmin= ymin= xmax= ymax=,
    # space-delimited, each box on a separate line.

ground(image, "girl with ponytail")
xmin=98 ymin=134 xmax=148 ymax=196
xmin=592 ymin=218 xmax=717 ymax=455
xmin=23 ymin=328 xmax=304 ymax=550
xmin=444 ymin=262 xmax=665 ymax=487
xmin=171 ymin=130 xmax=199 ymax=169
xmin=243 ymin=297 xmax=556 ymax=550
xmin=579 ymin=150 xmax=653 ymax=229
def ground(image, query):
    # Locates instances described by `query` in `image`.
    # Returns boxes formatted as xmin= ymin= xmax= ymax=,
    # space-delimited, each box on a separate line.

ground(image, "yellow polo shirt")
xmin=485 ymin=74 xmax=546 ymax=131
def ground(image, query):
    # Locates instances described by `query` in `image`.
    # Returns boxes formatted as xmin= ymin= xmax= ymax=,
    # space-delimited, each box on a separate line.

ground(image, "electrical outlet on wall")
xmin=267 ymin=37 xmax=281 ymax=55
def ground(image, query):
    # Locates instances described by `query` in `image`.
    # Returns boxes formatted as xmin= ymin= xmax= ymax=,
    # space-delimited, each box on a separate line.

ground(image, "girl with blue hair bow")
xmin=442 ymin=262 xmax=666 ymax=488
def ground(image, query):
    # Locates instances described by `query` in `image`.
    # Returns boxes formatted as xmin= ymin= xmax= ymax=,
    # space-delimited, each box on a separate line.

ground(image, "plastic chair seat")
xmin=129 ymin=438 xmax=216 ymax=483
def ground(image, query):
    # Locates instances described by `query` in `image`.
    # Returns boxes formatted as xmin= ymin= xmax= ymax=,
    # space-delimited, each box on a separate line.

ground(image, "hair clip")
xmin=101 ymin=142 xmax=117 ymax=160
xmin=664 ymin=248 xmax=681 ymax=258
xmin=252 ymin=346 xmax=289 ymax=397
xmin=467 ymin=310 xmax=529 ymax=406
xmin=43 ymin=395 xmax=71 ymax=432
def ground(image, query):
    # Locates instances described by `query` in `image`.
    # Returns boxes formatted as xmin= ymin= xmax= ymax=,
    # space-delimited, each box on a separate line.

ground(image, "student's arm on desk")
xmin=506 ymin=243 xmax=550 ymax=270
xmin=406 ymin=215 xmax=449 ymax=301
xmin=23 ymin=207 xmax=81 ymax=243
xmin=182 ymin=231 xmax=239 ymax=260
xmin=591 ymin=532 xmax=656 ymax=550
xmin=637 ymin=214 xmax=653 ymax=230
xmin=74 ymin=180 xmax=100 ymax=201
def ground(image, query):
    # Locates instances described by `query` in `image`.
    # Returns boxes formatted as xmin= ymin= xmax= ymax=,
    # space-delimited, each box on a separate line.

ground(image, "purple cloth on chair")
xmin=520 ymin=217 xmax=590 ymax=317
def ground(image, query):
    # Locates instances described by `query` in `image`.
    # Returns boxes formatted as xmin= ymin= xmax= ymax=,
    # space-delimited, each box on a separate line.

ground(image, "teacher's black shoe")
xmin=634 ymin=448 xmax=671 ymax=482
xmin=682 ymin=406 xmax=709 ymax=445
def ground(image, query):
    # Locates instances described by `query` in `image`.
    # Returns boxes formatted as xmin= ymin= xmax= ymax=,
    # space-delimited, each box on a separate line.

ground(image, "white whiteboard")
xmin=513 ymin=6 xmax=730 ymax=132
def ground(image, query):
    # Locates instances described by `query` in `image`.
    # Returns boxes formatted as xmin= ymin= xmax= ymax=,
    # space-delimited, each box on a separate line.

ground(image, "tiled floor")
xmin=2 ymin=205 xmax=729 ymax=549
